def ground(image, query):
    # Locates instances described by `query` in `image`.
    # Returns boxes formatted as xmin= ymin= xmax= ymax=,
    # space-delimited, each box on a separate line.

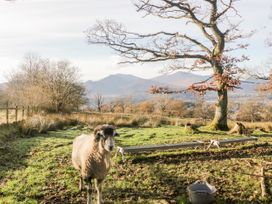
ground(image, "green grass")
xmin=0 ymin=125 xmax=271 ymax=204
xmin=116 ymin=126 xmax=243 ymax=146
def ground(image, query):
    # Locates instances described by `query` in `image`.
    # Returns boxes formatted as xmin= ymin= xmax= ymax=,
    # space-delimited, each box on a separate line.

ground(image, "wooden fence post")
xmin=6 ymin=101 xmax=9 ymax=124
xmin=15 ymin=106 xmax=18 ymax=122
xmin=27 ymin=106 xmax=30 ymax=117
xmin=22 ymin=106 xmax=25 ymax=120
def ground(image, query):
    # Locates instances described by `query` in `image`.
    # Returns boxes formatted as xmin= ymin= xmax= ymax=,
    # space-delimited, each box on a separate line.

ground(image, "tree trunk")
xmin=210 ymin=88 xmax=229 ymax=130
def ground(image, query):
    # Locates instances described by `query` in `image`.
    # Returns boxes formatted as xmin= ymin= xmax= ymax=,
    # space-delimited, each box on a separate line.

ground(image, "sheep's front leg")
xmin=86 ymin=181 xmax=92 ymax=204
xmin=95 ymin=179 xmax=104 ymax=204
xmin=79 ymin=176 xmax=84 ymax=191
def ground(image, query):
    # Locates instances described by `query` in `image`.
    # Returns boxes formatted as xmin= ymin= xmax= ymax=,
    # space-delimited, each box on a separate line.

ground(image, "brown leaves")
xmin=149 ymin=86 xmax=184 ymax=94
xmin=150 ymin=71 xmax=241 ymax=96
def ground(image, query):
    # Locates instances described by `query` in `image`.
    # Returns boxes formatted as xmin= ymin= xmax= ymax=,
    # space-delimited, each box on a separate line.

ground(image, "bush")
xmin=19 ymin=115 xmax=79 ymax=136
xmin=0 ymin=123 xmax=19 ymax=144
xmin=75 ymin=112 xmax=172 ymax=128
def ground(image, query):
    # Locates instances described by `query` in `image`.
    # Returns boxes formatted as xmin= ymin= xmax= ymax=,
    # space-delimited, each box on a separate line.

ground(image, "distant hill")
xmin=84 ymin=72 xmax=205 ymax=101
xmin=85 ymin=71 xmax=267 ymax=101
xmin=85 ymin=74 xmax=168 ymax=100
xmin=0 ymin=72 xmax=266 ymax=102
xmin=152 ymin=72 xmax=208 ymax=88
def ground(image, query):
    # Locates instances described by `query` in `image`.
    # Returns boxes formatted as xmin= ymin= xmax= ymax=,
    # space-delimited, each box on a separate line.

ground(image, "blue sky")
xmin=0 ymin=0 xmax=271 ymax=82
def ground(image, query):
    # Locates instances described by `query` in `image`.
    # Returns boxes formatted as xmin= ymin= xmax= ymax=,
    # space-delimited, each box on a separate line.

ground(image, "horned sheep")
xmin=71 ymin=124 xmax=119 ymax=204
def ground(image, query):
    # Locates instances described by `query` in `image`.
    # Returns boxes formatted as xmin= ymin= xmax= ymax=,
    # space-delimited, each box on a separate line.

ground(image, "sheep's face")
xmin=94 ymin=125 xmax=119 ymax=152
xmin=103 ymin=135 xmax=115 ymax=152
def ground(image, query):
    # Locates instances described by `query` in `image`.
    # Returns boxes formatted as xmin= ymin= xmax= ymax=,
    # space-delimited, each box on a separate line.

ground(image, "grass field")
xmin=0 ymin=125 xmax=271 ymax=204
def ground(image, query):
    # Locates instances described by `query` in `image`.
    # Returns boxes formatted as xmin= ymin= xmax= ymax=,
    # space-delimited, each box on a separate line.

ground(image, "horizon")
xmin=0 ymin=0 xmax=271 ymax=83
xmin=84 ymin=71 xmax=212 ymax=83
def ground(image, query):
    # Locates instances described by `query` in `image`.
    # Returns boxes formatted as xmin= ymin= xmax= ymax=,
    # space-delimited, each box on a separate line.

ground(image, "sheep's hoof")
xmin=97 ymin=200 xmax=104 ymax=204
xmin=79 ymin=183 xmax=84 ymax=191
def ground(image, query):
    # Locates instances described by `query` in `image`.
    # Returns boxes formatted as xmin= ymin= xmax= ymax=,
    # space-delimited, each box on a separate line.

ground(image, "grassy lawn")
xmin=0 ymin=125 xmax=271 ymax=204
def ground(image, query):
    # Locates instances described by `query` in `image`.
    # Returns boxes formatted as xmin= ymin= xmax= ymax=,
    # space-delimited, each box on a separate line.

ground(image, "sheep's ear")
xmin=95 ymin=132 xmax=102 ymax=141
xmin=114 ymin=132 xmax=119 ymax=137
xmin=94 ymin=125 xmax=103 ymax=135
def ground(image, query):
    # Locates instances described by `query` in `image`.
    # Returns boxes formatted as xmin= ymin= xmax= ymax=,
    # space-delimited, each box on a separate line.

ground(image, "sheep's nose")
xmin=109 ymin=146 xmax=114 ymax=151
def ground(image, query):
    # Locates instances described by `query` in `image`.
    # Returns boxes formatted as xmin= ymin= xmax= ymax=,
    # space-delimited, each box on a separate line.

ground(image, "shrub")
xmin=19 ymin=114 xmax=79 ymax=136
xmin=0 ymin=123 xmax=19 ymax=144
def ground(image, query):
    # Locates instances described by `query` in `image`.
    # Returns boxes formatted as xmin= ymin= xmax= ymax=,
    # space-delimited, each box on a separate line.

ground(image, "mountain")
xmin=229 ymin=78 xmax=266 ymax=99
xmin=151 ymin=72 xmax=208 ymax=88
xmin=84 ymin=72 xmax=265 ymax=101
xmin=85 ymin=72 xmax=211 ymax=101
xmin=85 ymin=74 xmax=166 ymax=100
xmin=0 ymin=72 xmax=264 ymax=102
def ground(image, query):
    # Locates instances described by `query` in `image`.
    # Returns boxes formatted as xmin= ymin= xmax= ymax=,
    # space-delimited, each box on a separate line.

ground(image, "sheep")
xmin=228 ymin=122 xmax=247 ymax=135
xmin=72 ymin=124 xmax=119 ymax=204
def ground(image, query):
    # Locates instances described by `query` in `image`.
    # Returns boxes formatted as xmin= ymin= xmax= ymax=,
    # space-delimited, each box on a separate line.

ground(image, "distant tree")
xmin=93 ymin=93 xmax=104 ymax=112
xmin=137 ymin=100 xmax=155 ymax=114
xmin=254 ymin=6 xmax=272 ymax=84
xmin=193 ymin=98 xmax=214 ymax=120
xmin=5 ymin=54 xmax=87 ymax=112
xmin=104 ymin=101 xmax=117 ymax=113
xmin=261 ymin=102 xmax=272 ymax=121
xmin=154 ymin=95 xmax=170 ymax=115
xmin=236 ymin=101 xmax=263 ymax=122
xmin=168 ymin=99 xmax=189 ymax=117
xmin=0 ymin=89 xmax=7 ymax=106
xmin=113 ymin=97 xmax=133 ymax=113
xmin=87 ymin=0 xmax=250 ymax=130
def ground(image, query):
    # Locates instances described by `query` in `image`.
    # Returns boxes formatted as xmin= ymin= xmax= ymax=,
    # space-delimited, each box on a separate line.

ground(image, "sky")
xmin=0 ymin=0 xmax=271 ymax=83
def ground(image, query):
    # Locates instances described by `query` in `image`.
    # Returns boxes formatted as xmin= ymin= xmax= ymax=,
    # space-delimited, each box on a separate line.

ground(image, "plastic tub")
xmin=187 ymin=180 xmax=217 ymax=204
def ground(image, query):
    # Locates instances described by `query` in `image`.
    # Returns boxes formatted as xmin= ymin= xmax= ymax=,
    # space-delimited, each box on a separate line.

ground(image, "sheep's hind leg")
xmin=86 ymin=181 xmax=92 ymax=204
xmin=95 ymin=179 xmax=104 ymax=204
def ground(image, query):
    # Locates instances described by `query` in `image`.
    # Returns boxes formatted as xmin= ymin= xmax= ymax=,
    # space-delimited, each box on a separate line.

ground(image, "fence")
xmin=0 ymin=102 xmax=31 ymax=124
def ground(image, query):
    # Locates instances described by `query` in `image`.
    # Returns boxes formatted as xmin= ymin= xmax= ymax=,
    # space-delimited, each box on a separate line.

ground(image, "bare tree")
xmin=103 ymin=101 xmax=117 ymax=112
xmin=41 ymin=60 xmax=87 ymax=112
xmin=153 ymin=95 xmax=170 ymax=115
xmin=137 ymin=100 xmax=155 ymax=114
xmin=86 ymin=0 xmax=250 ymax=130
xmin=112 ymin=97 xmax=133 ymax=113
xmin=236 ymin=101 xmax=263 ymax=122
xmin=0 ymin=89 xmax=7 ymax=106
xmin=253 ymin=7 xmax=272 ymax=89
xmin=5 ymin=54 xmax=87 ymax=112
xmin=93 ymin=93 xmax=104 ymax=112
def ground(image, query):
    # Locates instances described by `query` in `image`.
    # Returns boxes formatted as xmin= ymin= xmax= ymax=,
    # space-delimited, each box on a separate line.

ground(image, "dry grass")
xmin=73 ymin=112 xmax=208 ymax=128
xmin=0 ymin=109 xmax=25 ymax=124
xmin=19 ymin=114 xmax=79 ymax=135
xmin=227 ymin=120 xmax=272 ymax=132
xmin=7 ymin=112 xmax=272 ymax=137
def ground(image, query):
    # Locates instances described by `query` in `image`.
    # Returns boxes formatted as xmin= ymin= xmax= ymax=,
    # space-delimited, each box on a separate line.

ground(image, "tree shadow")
xmin=131 ymin=143 xmax=272 ymax=165
xmin=252 ymin=134 xmax=272 ymax=138
xmin=106 ymin=160 xmax=272 ymax=204
xmin=196 ymin=131 xmax=228 ymax=136
xmin=0 ymin=136 xmax=41 ymax=183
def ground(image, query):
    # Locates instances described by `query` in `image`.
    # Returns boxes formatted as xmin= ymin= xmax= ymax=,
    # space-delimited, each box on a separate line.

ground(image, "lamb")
xmin=72 ymin=124 xmax=119 ymax=204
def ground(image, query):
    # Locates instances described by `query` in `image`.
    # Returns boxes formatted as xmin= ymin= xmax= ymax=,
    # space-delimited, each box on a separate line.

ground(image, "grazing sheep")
xmin=228 ymin=122 xmax=247 ymax=135
xmin=72 ymin=124 xmax=118 ymax=204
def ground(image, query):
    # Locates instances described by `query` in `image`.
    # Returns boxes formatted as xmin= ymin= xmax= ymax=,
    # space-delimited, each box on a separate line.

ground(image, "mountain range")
xmin=0 ymin=71 xmax=265 ymax=102
xmin=85 ymin=71 xmax=265 ymax=101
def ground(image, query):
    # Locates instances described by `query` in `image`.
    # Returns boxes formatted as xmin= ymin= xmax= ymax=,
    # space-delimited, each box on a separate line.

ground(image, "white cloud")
xmin=0 ymin=0 xmax=271 ymax=83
